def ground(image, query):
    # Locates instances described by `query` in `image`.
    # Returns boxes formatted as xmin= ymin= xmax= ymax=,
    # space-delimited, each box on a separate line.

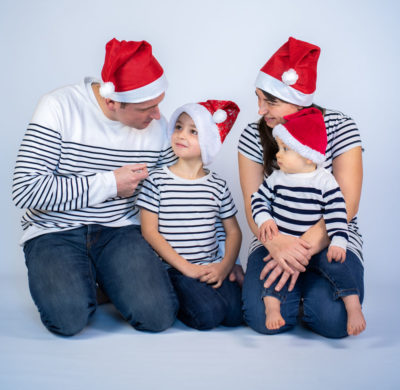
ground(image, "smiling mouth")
xmin=175 ymin=143 xmax=187 ymax=148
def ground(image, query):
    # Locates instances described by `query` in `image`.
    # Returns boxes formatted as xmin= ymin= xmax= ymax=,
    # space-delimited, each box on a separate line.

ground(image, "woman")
xmin=239 ymin=37 xmax=364 ymax=338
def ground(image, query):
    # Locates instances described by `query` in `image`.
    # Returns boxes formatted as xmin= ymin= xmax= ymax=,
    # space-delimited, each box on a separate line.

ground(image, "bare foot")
xmin=342 ymin=295 xmax=366 ymax=336
xmin=263 ymin=296 xmax=286 ymax=330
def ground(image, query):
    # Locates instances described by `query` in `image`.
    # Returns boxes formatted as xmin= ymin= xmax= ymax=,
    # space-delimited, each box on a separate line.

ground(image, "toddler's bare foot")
xmin=263 ymin=296 xmax=285 ymax=330
xmin=343 ymin=295 xmax=366 ymax=336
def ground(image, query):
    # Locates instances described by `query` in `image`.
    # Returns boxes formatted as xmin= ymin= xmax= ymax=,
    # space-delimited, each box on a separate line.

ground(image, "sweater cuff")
xmin=88 ymin=171 xmax=117 ymax=206
xmin=254 ymin=212 xmax=273 ymax=228
xmin=330 ymin=236 xmax=347 ymax=251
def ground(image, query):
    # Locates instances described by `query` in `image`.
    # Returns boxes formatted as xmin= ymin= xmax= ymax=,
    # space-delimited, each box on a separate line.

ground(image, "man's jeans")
xmin=242 ymin=246 xmax=364 ymax=338
xmin=24 ymin=224 xmax=178 ymax=336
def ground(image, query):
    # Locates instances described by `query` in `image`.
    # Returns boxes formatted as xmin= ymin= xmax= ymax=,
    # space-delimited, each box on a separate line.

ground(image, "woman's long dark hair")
xmin=258 ymin=90 xmax=325 ymax=176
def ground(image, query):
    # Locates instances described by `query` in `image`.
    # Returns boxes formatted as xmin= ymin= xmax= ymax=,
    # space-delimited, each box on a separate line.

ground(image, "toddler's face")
xmin=275 ymin=137 xmax=315 ymax=174
xmin=171 ymin=112 xmax=202 ymax=160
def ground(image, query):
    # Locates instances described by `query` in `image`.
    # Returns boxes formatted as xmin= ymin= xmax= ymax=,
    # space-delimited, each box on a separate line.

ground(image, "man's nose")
xmin=150 ymin=106 xmax=161 ymax=120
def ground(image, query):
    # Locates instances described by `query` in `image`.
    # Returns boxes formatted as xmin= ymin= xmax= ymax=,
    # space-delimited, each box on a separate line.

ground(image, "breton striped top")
xmin=136 ymin=166 xmax=237 ymax=264
xmin=12 ymin=78 xmax=176 ymax=245
xmin=251 ymin=168 xmax=348 ymax=250
xmin=238 ymin=109 xmax=363 ymax=261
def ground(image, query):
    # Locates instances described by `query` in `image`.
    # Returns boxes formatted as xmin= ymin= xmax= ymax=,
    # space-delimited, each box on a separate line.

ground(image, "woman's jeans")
xmin=242 ymin=246 xmax=364 ymax=338
xmin=168 ymin=268 xmax=243 ymax=330
xmin=24 ymin=224 xmax=178 ymax=336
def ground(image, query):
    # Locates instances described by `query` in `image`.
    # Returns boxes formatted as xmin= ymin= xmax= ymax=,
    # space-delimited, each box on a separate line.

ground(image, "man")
xmin=12 ymin=38 xmax=178 ymax=336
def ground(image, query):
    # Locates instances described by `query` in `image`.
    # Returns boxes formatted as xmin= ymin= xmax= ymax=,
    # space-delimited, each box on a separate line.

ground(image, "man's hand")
xmin=114 ymin=163 xmax=148 ymax=198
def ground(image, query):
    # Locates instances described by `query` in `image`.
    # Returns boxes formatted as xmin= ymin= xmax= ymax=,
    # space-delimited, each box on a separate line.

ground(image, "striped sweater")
xmin=12 ymin=78 xmax=176 ymax=244
xmin=251 ymin=168 xmax=348 ymax=250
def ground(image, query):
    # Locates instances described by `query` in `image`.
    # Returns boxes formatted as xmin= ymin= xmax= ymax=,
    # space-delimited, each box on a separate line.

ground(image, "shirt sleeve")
xmin=251 ymin=175 xmax=275 ymax=227
xmin=218 ymin=184 xmax=237 ymax=220
xmin=237 ymin=123 xmax=264 ymax=165
xmin=322 ymin=174 xmax=348 ymax=250
xmin=12 ymin=93 xmax=116 ymax=211
xmin=136 ymin=173 xmax=160 ymax=214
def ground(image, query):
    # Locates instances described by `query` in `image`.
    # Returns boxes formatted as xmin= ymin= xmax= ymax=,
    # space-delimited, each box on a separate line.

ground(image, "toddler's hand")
xmin=258 ymin=220 xmax=279 ymax=243
xmin=327 ymin=246 xmax=346 ymax=263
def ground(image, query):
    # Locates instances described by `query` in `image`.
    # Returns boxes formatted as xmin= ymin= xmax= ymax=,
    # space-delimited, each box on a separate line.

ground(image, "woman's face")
xmin=256 ymin=88 xmax=302 ymax=128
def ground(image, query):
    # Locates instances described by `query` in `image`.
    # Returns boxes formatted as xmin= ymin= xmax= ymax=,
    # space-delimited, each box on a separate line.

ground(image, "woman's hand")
xmin=262 ymin=232 xmax=311 ymax=273
xmin=260 ymin=257 xmax=300 ymax=292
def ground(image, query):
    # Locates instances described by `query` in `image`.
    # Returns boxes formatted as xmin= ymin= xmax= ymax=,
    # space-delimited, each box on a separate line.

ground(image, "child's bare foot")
xmin=342 ymin=295 xmax=366 ymax=336
xmin=263 ymin=296 xmax=285 ymax=330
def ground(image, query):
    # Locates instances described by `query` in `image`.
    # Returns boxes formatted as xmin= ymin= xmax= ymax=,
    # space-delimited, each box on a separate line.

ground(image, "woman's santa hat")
xmin=167 ymin=100 xmax=240 ymax=166
xmin=99 ymin=38 xmax=167 ymax=103
xmin=255 ymin=37 xmax=321 ymax=107
xmin=272 ymin=107 xmax=327 ymax=164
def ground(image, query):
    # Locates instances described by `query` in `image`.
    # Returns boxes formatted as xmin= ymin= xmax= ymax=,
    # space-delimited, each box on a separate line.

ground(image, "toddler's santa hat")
xmin=99 ymin=38 xmax=167 ymax=103
xmin=167 ymin=100 xmax=240 ymax=166
xmin=255 ymin=37 xmax=320 ymax=107
xmin=272 ymin=107 xmax=327 ymax=164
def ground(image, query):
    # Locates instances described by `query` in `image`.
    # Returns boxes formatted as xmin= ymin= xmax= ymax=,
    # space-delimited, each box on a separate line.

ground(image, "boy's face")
xmin=171 ymin=112 xmax=202 ymax=160
xmin=275 ymin=137 xmax=315 ymax=174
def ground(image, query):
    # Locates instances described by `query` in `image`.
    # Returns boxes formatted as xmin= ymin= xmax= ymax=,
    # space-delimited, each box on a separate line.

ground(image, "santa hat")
xmin=272 ymin=107 xmax=327 ymax=164
xmin=99 ymin=38 xmax=167 ymax=103
xmin=167 ymin=100 xmax=240 ymax=166
xmin=255 ymin=37 xmax=321 ymax=107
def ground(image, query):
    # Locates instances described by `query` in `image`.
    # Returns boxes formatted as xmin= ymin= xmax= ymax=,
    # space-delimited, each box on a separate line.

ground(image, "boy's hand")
xmin=182 ymin=263 xmax=210 ymax=280
xmin=327 ymin=246 xmax=346 ymax=263
xmin=258 ymin=220 xmax=279 ymax=243
xmin=200 ymin=262 xmax=230 ymax=289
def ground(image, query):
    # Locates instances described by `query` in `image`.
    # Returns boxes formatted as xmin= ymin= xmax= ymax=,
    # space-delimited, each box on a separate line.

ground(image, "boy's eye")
xmin=175 ymin=125 xmax=182 ymax=130
xmin=283 ymin=147 xmax=288 ymax=152
xmin=191 ymin=129 xmax=198 ymax=135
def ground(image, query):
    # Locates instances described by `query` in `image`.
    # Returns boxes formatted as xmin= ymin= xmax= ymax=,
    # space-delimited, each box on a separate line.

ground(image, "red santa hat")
xmin=272 ymin=107 xmax=327 ymax=164
xmin=99 ymin=38 xmax=167 ymax=103
xmin=255 ymin=37 xmax=321 ymax=107
xmin=167 ymin=100 xmax=240 ymax=166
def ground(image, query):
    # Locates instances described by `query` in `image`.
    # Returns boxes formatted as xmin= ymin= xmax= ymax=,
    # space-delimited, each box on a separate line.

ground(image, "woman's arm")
xmin=140 ymin=209 xmax=209 ymax=279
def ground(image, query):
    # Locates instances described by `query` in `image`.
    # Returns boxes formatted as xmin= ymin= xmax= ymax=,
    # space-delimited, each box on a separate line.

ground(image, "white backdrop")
xmin=1 ymin=0 xmax=399 ymax=292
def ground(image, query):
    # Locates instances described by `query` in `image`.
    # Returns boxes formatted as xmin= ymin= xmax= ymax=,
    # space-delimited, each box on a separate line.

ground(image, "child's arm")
xmin=200 ymin=216 xmax=242 ymax=289
xmin=258 ymin=219 xmax=279 ymax=242
xmin=140 ymin=208 xmax=210 ymax=279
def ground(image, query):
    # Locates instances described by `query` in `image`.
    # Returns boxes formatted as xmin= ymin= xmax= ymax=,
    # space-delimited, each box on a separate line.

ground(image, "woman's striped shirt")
xmin=12 ymin=78 xmax=176 ymax=244
xmin=136 ymin=166 xmax=237 ymax=264
xmin=238 ymin=109 xmax=363 ymax=261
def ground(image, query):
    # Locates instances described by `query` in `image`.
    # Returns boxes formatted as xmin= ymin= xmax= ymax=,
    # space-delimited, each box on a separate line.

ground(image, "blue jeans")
xmin=242 ymin=246 xmax=364 ymax=338
xmin=168 ymin=268 xmax=243 ymax=330
xmin=24 ymin=225 xmax=178 ymax=336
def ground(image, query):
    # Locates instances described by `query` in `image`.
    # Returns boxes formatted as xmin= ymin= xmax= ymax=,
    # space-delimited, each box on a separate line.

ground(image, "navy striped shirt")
xmin=12 ymin=78 xmax=176 ymax=244
xmin=136 ymin=166 xmax=237 ymax=264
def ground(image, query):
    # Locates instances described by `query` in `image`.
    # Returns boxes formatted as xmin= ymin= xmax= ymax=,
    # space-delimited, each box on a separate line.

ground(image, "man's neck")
xmin=91 ymin=83 xmax=115 ymax=121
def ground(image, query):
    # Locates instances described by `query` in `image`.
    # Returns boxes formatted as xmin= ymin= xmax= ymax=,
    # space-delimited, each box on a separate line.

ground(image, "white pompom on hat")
xmin=255 ymin=37 xmax=321 ymax=106
xmin=99 ymin=38 xmax=167 ymax=103
xmin=168 ymin=100 xmax=240 ymax=166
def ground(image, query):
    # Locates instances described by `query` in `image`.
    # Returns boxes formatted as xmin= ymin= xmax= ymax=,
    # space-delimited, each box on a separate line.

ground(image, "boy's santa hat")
xmin=272 ymin=107 xmax=327 ymax=164
xmin=168 ymin=100 xmax=240 ymax=166
xmin=255 ymin=37 xmax=320 ymax=107
xmin=99 ymin=38 xmax=167 ymax=103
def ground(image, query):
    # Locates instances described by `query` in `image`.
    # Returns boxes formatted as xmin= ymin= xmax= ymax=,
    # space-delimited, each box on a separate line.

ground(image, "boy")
xmin=251 ymin=107 xmax=366 ymax=336
xmin=137 ymin=100 xmax=243 ymax=330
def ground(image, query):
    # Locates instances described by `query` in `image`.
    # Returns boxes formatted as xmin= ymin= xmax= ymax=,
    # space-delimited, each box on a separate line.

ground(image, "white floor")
xmin=1 ymin=272 xmax=399 ymax=390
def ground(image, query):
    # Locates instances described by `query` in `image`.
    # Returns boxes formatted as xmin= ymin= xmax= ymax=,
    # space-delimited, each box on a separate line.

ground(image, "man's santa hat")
xmin=167 ymin=100 xmax=240 ymax=166
xmin=99 ymin=38 xmax=167 ymax=103
xmin=272 ymin=107 xmax=327 ymax=164
xmin=255 ymin=37 xmax=321 ymax=107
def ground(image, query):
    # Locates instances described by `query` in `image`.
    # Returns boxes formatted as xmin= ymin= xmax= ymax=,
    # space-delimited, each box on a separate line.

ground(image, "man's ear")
xmin=104 ymin=98 xmax=118 ymax=112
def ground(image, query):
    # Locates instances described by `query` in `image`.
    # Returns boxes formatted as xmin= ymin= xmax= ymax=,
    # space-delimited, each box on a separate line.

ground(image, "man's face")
xmin=114 ymin=93 xmax=165 ymax=129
